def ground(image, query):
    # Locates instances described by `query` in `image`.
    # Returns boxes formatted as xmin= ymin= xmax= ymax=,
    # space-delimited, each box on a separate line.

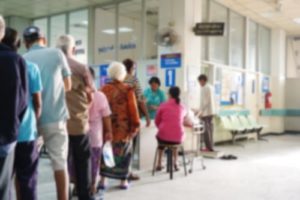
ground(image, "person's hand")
xmin=191 ymin=108 xmax=198 ymax=114
xmin=145 ymin=117 xmax=151 ymax=127
xmin=149 ymin=105 xmax=158 ymax=111
xmin=130 ymin=128 xmax=139 ymax=139
xmin=104 ymin=132 xmax=113 ymax=142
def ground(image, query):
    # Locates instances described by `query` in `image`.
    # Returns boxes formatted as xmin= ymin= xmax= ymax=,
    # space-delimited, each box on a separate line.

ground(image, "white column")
xmin=158 ymin=0 xmax=202 ymax=108
xmin=270 ymin=29 xmax=286 ymax=133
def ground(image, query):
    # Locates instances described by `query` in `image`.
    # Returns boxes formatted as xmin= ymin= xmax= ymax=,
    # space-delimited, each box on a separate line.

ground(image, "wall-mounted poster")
xmin=146 ymin=65 xmax=158 ymax=77
xmin=220 ymin=69 xmax=244 ymax=106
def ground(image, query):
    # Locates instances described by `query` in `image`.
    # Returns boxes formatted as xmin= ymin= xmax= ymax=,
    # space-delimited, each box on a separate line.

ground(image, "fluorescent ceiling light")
xmin=293 ymin=18 xmax=300 ymax=24
xmin=81 ymin=20 xmax=88 ymax=25
xmin=102 ymin=27 xmax=133 ymax=35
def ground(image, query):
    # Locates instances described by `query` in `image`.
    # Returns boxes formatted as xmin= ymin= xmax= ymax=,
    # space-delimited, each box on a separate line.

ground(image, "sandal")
xmin=174 ymin=164 xmax=180 ymax=172
xmin=97 ymin=184 xmax=106 ymax=191
xmin=155 ymin=166 xmax=164 ymax=171
xmin=119 ymin=183 xmax=130 ymax=190
xmin=128 ymin=173 xmax=140 ymax=181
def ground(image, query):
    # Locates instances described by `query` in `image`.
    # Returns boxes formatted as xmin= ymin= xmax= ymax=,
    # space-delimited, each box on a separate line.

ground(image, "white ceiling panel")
xmin=216 ymin=0 xmax=300 ymax=35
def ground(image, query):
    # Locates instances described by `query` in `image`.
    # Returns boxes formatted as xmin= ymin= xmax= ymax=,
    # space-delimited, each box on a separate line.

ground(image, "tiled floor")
xmin=36 ymin=134 xmax=300 ymax=200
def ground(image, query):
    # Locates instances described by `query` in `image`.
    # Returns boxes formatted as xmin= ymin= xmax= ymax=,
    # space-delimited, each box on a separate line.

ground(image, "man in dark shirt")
xmin=0 ymin=16 xmax=28 ymax=199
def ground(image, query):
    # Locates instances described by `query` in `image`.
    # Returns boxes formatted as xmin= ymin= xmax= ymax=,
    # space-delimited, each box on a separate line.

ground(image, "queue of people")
xmin=0 ymin=15 xmax=216 ymax=200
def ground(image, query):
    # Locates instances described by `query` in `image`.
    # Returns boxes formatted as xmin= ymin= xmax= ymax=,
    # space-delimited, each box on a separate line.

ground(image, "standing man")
xmin=0 ymin=16 xmax=28 ymax=200
xmin=2 ymin=27 xmax=43 ymax=200
xmin=23 ymin=26 xmax=72 ymax=200
xmin=197 ymin=74 xmax=216 ymax=152
xmin=56 ymin=35 xmax=94 ymax=200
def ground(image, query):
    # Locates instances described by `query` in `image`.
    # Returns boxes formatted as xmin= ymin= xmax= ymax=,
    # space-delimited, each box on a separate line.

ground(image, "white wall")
xmin=286 ymin=37 xmax=300 ymax=78
xmin=285 ymin=78 xmax=300 ymax=131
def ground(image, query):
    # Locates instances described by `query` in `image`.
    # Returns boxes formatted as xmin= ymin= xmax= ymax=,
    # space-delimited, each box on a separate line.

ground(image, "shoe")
xmin=128 ymin=173 xmax=140 ymax=181
xmin=97 ymin=184 xmax=106 ymax=191
xmin=119 ymin=183 xmax=130 ymax=190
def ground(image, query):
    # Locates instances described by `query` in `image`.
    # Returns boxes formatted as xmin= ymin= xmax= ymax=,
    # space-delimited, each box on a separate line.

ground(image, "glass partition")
xmin=247 ymin=20 xmax=258 ymax=71
xmin=94 ymin=5 xmax=116 ymax=63
xmin=209 ymin=1 xmax=228 ymax=64
xmin=118 ymin=1 xmax=142 ymax=62
xmin=33 ymin=18 xmax=48 ymax=40
xmin=259 ymin=25 xmax=271 ymax=74
xmin=229 ymin=11 xmax=244 ymax=68
xmin=49 ymin=14 xmax=66 ymax=47
xmin=69 ymin=10 xmax=88 ymax=63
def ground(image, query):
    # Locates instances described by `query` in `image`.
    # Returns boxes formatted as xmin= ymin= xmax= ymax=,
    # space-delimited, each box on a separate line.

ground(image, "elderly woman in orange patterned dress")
xmin=99 ymin=62 xmax=140 ymax=190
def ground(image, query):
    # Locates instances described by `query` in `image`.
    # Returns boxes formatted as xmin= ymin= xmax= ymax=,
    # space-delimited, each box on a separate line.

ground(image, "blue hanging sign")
xmin=100 ymin=64 xmax=109 ymax=76
xmin=99 ymin=64 xmax=110 ymax=86
xmin=161 ymin=53 xmax=182 ymax=68
xmin=165 ymin=69 xmax=176 ymax=87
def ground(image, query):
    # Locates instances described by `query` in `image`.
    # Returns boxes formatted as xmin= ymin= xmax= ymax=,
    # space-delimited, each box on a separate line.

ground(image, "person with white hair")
xmin=99 ymin=62 xmax=140 ymax=190
xmin=56 ymin=34 xmax=95 ymax=200
xmin=0 ymin=15 xmax=28 ymax=199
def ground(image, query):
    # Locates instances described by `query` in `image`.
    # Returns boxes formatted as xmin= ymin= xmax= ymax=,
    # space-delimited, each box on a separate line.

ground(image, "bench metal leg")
xmin=257 ymin=129 xmax=268 ymax=142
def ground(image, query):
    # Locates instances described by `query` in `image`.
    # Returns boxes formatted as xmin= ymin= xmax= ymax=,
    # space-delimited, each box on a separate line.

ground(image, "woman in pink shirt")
xmin=155 ymin=86 xmax=187 ymax=171
xmin=88 ymin=68 xmax=112 ymax=194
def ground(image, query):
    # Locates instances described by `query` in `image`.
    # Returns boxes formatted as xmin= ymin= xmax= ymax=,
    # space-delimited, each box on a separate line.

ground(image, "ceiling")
xmin=0 ymin=0 xmax=114 ymax=18
xmin=216 ymin=0 xmax=300 ymax=35
xmin=2 ymin=0 xmax=299 ymax=35
xmin=0 ymin=0 xmax=159 ymax=25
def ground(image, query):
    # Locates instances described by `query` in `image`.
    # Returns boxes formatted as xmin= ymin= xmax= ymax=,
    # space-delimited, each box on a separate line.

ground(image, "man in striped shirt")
xmin=123 ymin=58 xmax=150 ymax=181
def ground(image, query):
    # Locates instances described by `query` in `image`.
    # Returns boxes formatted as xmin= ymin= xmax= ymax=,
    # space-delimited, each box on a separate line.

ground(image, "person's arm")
xmin=29 ymin=62 xmax=43 ymax=120
xmin=127 ymin=89 xmax=140 ymax=138
xmin=83 ymin=68 xmax=95 ymax=103
xmin=58 ymin=50 xmax=72 ymax=92
xmin=17 ymin=57 xmax=28 ymax=121
xmin=100 ymin=93 xmax=113 ymax=141
xmin=32 ymin=92 xmax=42 ymax=119
xmin=103 ymin=116 xmax=113 ymax=141
xmin=63 ymin=76 xmax=72 ymax=92
xmin=139 ymin=101 xmax=151 ymax=127
xmin=198 ymin=87 xmax=210 ymax=117
xmin=154 ymin=107 xmax=162 ymax=128
xmin=135 ymin=79 xmax=151 ymax=127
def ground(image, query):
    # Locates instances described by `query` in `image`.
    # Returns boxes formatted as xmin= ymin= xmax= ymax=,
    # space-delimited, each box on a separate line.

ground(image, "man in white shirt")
xmin=197 ymin=74 xmax=216 ymax=152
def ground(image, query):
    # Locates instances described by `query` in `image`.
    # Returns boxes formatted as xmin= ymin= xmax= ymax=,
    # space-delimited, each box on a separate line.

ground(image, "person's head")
xmin=108 ymin=62 xmax=127 ymax=82
xmin=198 ymin=74 xmax=208 ymax=87
xmin=2 ymin=27 xmax=20 ymax=52
xmin=148 ymin=77 xmax=161 ymax=91
xmin=0 ymin=15 xmax=5 ymax=42
xmin=89 ymin=67 xmax=95 ymax=80
xmin=56 ymin=34 xmax=76 ymax=56
xmin=123 ymin=58 xmax=136 ymax=75
xmin=23 ymin=26 xmax=46 ymax=49
xmin=169 ymin=86 xmax=181 ymax=104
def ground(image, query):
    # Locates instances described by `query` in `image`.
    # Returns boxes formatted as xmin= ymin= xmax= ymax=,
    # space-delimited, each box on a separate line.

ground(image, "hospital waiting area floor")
xmin=37 ymin=134 xmax=300 ymax=200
